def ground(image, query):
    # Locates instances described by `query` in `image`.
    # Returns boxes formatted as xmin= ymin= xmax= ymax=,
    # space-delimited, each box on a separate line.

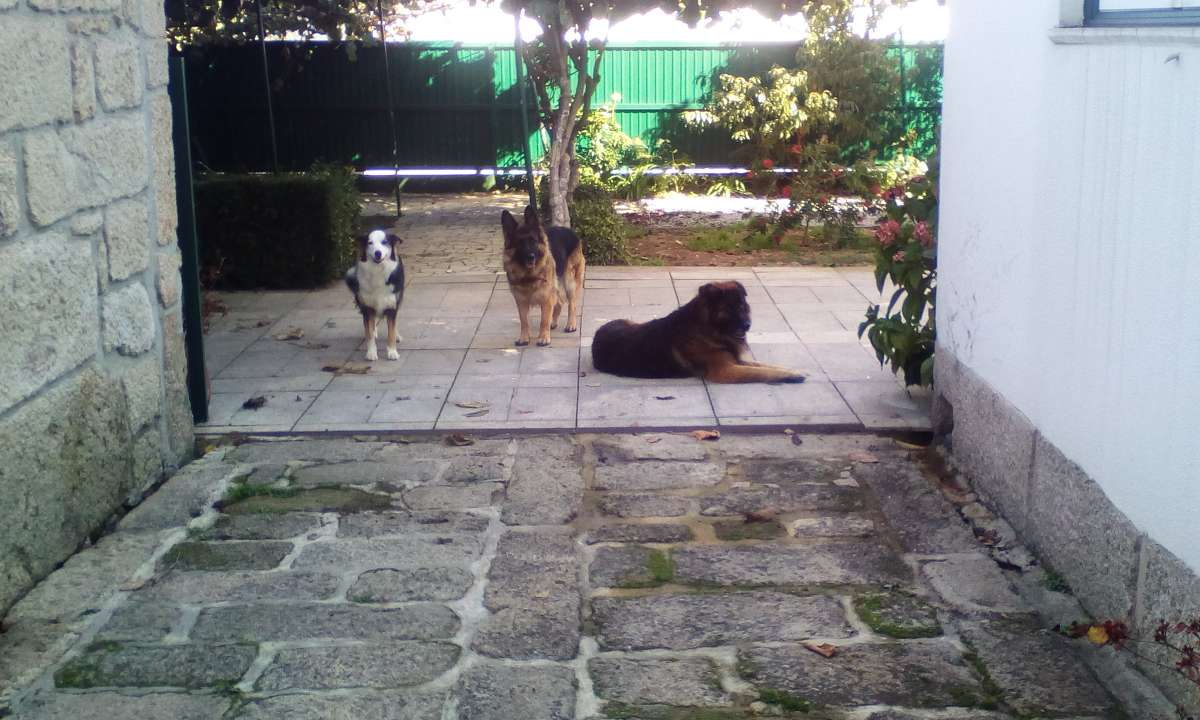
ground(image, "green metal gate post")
xmin=168 ymin=54 xmax=208 ymax=423
xmin=513 ymin=10 xmax=537 ymax=209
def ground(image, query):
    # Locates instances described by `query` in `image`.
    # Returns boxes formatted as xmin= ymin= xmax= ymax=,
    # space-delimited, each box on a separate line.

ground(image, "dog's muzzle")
xmin=373 ymin=250 xmax=384 ymax=263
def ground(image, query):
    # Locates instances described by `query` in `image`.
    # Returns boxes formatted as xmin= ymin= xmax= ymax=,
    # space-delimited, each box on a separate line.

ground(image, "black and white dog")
xmin=345 ymin=230 xmax=405 ymax=361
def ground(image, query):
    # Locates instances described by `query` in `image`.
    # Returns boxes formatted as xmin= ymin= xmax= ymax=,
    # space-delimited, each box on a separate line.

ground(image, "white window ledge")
xmin=1051 ymin=25 xmax=1200 ymax=45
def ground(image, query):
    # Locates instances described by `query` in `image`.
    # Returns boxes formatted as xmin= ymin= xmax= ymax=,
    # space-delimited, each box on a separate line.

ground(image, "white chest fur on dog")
xmin=354 ymin=258 xmax=401 ymax=311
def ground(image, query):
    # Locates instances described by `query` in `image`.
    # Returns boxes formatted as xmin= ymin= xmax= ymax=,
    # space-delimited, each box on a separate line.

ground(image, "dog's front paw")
xmin=536 ymin=337 xmax=552 ymax=347
xmin=386 ymin=347 xmax=401 ymax=361
xmin=365 ymin=346 xmax=379 ymax=361
xmin=563 ymin=324 xmax=578 ymax=333
xmin=515 ymin=338 xmax=530 ymax=347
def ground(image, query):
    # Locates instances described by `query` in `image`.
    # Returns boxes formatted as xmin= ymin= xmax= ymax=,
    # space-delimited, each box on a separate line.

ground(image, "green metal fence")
xmin=182 ymin=41 xmax=941 ymax=173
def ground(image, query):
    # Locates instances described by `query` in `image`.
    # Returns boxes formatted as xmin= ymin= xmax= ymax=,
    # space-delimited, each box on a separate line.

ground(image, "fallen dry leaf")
xmin=744 ymin=508 xmax=778 ymax=523
xmin=783 ymin=428 xmax=795 ymax=435
xmin=646 ymin=437 xmax=662 ymax=444
xmin=289 ymin=341 xmax=329 ymax=350
xmin=803 ymin=641 xmax=838 ymax=658
xmin=849 ymin=450 xmax=880 ymax=463
xmin=654 ymin=395 xmax=676 ymax=401
xmin=119 ymin=577 xmax=149 ymax=591
xmin=464 ymin=409 xmax=490 ymax=418
xmin=321 ymin=364 xmax=370 ymax=375
xmin=454 ymin=400 xmax=490 ymax=410
xmin=273 ymin=327 xmax=305 ymax=341
xmin=242 ymin=396 xmax=267 ymax=410
xmin=445 ymin=434 xmax=474 ymax=447
xmin=691 ymin=429 xmax=720 ymax=441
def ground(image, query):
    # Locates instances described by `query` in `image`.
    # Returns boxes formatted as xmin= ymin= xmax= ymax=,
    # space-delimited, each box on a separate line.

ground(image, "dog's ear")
xmin=698 ymin=282 xmax=721 ymax=300
xmin=523 ymin=205 xmax=540 ymax=229
xmin=385 ymin=234 xmax=401 ymax=260
xmin=501 ymin=210 xmax=518 ymax=246
xmin=355 ymin=234 xmax=368 ymax=263
xmin=731 ymin=280 xmax=747 ymax=298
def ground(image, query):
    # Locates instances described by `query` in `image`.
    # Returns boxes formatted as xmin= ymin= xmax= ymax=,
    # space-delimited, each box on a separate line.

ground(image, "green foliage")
xmin=577 ymin=96 xmax=692 ymax=200
xmin=166 ymin=0 xmax=425 ymax=46
xmin=685 ymin=66 xmax=837 ymax=170
xmin=858 ymin=155 xmax=938 ymax=387
xmin=645 ymin=550 xmax=675 ymax=584
xmin=568 ymin=184 xmax=628 ymax=266
xmin=757 ymin=687 xmax=812 ymax=712
xmin=196 ymin=163 xmax=361 ymax=290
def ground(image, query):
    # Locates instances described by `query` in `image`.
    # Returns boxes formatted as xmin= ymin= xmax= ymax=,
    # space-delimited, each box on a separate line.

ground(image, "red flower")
xmin=874 ymin=219 xmax=901 ymax=245
xmin=781 ymin=185 xmax=791 ymax=198
xmin=818 ymin=195 xmax=829 ymax=205
xmin=914 ymin=221 xmax=933 ymax=248
xmin=744 ymin=172 xmax=754 ymax=179
xmin=870 ymin=184 xmax=882 ymax=197
xmin=789 ymin=144 xmax=802 ymax=154
xmin=761 ymin=159 xmax=775 ymax=169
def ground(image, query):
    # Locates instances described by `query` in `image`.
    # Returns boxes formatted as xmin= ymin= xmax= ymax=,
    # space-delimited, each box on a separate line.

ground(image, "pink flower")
xmin=892 ymin=250 xmax=905 ymax=262
xmin=789 ymin=144 xmax=802 ymax=154
xmin=874 ymin=219 xmax=901 ymax=245
xmin=761 ymin=159 xmax=775 ymax=169
xmin=914 ymin=221 xmax=933 ymax=247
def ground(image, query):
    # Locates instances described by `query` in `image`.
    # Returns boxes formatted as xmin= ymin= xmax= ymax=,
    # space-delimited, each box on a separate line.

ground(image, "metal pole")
xmin=168 ymin=55 xmax=209 ymax=423
xmin=377 ymin=0 xmax=403 ymax=217
xmin=254 ymin=0 xmax=279 ymax=172
xmin=513 ymin=8 xmax=537 ymax=209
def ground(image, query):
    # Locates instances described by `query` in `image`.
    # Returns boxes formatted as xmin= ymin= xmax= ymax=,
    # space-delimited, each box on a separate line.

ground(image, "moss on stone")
xmin=221 ymin=486 xmax=392 ymax=515
xmin=647 ymin=549 xmax=675 ymax=584
xmin=853 ymin=591 xmax=941 ymax=639
xmin=757 ymin=687 xmax=811 ymax=712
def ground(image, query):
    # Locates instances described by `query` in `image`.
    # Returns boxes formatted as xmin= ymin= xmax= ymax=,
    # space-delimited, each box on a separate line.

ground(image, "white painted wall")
xmin=939 ymin=1 xmax=1200 ymax=570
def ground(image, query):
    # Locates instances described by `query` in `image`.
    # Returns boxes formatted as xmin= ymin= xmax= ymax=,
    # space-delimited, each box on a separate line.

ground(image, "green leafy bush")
xmin=576 ymin=95 xmax=692 ymax=200
xmin=858 ymin=155 xmax=938 ymax=387
xmin=196 ymin=164 xmax=361 ymax=289
xmin=569 ymin=183 xmax=628 ymax=266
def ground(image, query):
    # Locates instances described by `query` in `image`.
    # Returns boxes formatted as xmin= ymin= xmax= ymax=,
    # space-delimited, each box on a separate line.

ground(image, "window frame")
xmin=1084 ymin=0 xmax=1200 ymax=26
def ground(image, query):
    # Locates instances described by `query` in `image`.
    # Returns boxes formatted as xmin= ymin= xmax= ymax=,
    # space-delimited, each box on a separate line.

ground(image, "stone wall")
xmin=0 ymin=0 xmax=193 ymax=615
xmin=935 ymin=347 xmax=1200 ymax=710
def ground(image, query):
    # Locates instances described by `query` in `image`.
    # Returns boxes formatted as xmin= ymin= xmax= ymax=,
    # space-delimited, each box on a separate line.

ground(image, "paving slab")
xmin=255 ymin=643 xmax=460 ymax=690
xmin=593 ymin=592 xmax=851 ymax=650
xmin=3 ymin=433 xmax=1129 ymax=719
xmin=235 ymin=690 xmax=447 ymax=720
xmin=589 ymin=656 xmax=731 ymax=707
xmin=201 ymin=260 xmax=932 ymax=432
xmin=55 ymin=643 xmax=256 ymax=689
xmin=585 ymin=523 xmax=693 ymax=544
xmin=672 ymin=543 xmax=911 ymax=587
xmin=959 ymin=620 xmax=1117 ymax=716
xmin=739 ymin=641 xmax=982 ymax=708
xmin=456 ymin=663 xmax=576 ymax=720
xmin=16 ymin=691 xmax=234 ymax=720
xmin=190 ymin=603 xmax=459 ymax=642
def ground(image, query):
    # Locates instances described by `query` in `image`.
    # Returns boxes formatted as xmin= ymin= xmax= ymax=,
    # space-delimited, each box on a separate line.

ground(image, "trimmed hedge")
xmin=537 ymin=180 xmax=629 ymax=265
xmin=196 ymin=164 xmax=360 ymax=289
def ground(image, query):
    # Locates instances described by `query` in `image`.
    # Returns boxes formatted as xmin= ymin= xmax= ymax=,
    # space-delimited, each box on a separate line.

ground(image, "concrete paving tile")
xmin=220 ymin=391 xmax=318 ymax=428
xmin=835 ymin=379 xmax=930 ymax=426
xmin=807 ymin=341 xmax=893 ymax=381
xmin=707 ymin=379 xmax=851 ymax=419
xmin=300 ymin=390 xmax=386 ymax=425
xmin=578 ymin=384 xmax=713 ymax=423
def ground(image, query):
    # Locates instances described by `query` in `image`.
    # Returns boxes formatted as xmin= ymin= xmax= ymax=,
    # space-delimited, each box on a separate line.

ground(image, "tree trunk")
xmin=546 ymin=142 xmax=570 ymax=227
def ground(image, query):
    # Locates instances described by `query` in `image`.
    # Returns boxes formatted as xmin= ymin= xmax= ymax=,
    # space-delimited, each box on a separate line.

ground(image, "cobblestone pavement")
xmin=1 ymin=433 xmax=1150 ymax=719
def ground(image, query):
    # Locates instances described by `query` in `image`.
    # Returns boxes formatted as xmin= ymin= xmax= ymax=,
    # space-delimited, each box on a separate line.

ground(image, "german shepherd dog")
xmin=345 ymin=230 xmax=405 ymax=361
xmin=591 ymin=281 xmax=806 ymax=383
xmin=500 ymin=206 xmax=585 ymax=347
